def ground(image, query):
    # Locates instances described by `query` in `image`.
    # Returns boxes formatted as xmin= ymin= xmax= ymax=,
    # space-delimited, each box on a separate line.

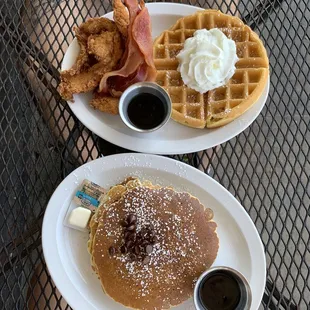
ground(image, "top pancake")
xmin=88 ymin=177 xmax=161 ymax=272
xmin=88 ymin=177 xmax=141 ymax=256
xmin=92 ymin=186 xmax=219 ymax=309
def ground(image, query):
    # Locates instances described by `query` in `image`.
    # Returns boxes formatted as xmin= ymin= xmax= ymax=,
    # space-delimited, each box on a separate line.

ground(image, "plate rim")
xmin=61 ymin=2 xmax=269 ymax=155
xmin=42 ymin=153 xmax=266 ymax=310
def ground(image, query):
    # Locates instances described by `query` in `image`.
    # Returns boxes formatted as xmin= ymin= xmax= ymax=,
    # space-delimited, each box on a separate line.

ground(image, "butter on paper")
xmin=64 ymin=179 xmax=106 ymax=232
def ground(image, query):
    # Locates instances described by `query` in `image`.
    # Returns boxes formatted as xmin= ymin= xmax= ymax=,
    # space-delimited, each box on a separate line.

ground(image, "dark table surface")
xmin=0 ymin=0 xmax=309 ymax=309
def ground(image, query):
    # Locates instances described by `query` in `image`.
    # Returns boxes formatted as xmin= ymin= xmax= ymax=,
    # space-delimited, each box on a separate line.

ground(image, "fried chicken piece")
xmin=79 ymin=17 xmax=117 ymax=35
xmin=59 ymin=49 xmax=122 ymax=101
xmin=60 ymin=17 xmax=118 ymax=77
xmin=58 ymin=73 xmax=99 ymax=101
xmin=87 ymin=30 xmax=123 ymax=67
xmin=113 ymin=0 xmax=129 ymax=37
xmin=65 ymin=40 xmax=90 ymax=76
xmin=63 ymin=28 xmax=89 ymax=76
xmin=90 ymin=92 xmax=119 ymax=115
xmin=58 ymin=20 xmax=124 ymax=101
xmin=58 ymin=62 xmax=107 ymax=101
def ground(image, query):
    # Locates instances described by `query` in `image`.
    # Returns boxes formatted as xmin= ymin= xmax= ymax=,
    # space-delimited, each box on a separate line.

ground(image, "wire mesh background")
xmin=0 ymin=0 xmax=309 ymax=309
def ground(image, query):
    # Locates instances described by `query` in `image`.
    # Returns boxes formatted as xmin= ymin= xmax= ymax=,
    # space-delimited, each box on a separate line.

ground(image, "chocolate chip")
xmin=127 ymin=214 xmax=137 ymax=224
xmin=126 ymin=240 xmax=133 ymax=249
xmin=151 ymin=236 xmax=158 ymax=244
xmin=145 ymin=244 xmax=153 ymax=254
xmin=143 ymin=256 xmax=150 ymax=264
xmin=140 ymin=228 xmax=147 ymax=237
xmin=109 ymin=246 xmax=116 ymax=256
xmin=141 ymin=240 xmax=149 ymax=246
xmin=135 ymin=236 xmax=142 ymax=245
xmin=129 ymin=253 xmax=137 ymax=261
xmin=120 ymin=220 xmax=128 ymax=227
xmin=124 ymin=231 xmax=131 ymax=240
xmin=128 ymin=232 xmax=136 ymax=241
xmin=134 ymin=245 xmax=140 ymax=255
xmin=127 ymin=224 xmax=136 ymax=231
xmin=121 ymin=245 xmax=127 ymax=254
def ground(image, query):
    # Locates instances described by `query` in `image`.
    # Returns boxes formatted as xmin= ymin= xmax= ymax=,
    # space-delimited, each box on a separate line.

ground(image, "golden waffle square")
xmin=153 ymin=10 xmax=269 ymax=128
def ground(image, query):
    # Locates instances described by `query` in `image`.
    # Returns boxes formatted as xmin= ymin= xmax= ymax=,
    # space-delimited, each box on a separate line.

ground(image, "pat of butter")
xmin=67 ymin=207 xmax=91 ymax=230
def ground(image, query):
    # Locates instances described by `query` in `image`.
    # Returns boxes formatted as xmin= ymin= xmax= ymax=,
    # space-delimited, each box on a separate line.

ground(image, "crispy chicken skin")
xmin=64 ymin=29 xmax=89 ymax=76
xmin=90 ymin=92 xmax=119 ymax=115
xmin=87 ymin=30 xmax=123 ymax=66
xmin=58 ymin=62 xmax=113 ymax=101
xmin=78 ymin=17 xmax=117 ymax=35
xmin=113 ymin=0 xmax=129 ymax=37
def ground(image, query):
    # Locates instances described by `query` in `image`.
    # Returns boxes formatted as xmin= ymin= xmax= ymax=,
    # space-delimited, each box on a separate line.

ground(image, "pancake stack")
xmin=88 ymin=178 xmax=219 ymax=309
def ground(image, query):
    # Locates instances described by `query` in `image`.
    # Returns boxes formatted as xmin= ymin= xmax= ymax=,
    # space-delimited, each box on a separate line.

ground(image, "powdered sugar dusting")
xmin=93 ymin=185 xmax=218 ymax=302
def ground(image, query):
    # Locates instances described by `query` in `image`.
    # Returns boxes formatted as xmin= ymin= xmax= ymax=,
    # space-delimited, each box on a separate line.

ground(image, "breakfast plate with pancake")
xmin=42 ymin=154 xmax=266 ymax=310
xmin=59 ymin=2 xmax=269 ymax=154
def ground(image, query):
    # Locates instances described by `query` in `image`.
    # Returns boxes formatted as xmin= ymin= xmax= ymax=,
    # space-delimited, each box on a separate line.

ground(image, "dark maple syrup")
xmin=127 ymin=93 xmax=166 ymax=130
xmin=199 ymin=272 xmax=241 ymax=310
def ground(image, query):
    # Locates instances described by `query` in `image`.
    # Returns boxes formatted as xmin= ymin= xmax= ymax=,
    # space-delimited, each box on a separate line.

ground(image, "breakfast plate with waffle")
xmin=60 ymin=2 xmax=269 ymax=154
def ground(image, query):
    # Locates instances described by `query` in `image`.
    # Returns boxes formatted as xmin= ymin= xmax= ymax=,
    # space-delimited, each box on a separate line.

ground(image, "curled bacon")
xmin=98 ymin=0 xmax=156 ymax=96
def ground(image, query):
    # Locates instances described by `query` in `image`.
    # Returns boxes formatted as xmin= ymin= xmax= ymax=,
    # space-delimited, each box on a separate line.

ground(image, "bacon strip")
xmin=132 ymin=5 xmax=157 ymax=81
xmin=98 ymin=0 xmax=156 ymax=95
xmin=110 ymin=63 xmax=148 ymax=92
xmin=132 ymin=7 xmax=154 ymax=68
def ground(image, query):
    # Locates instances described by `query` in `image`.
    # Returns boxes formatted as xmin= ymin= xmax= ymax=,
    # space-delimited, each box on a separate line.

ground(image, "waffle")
xmin=153 ymin=10 xmax=269 ymax=128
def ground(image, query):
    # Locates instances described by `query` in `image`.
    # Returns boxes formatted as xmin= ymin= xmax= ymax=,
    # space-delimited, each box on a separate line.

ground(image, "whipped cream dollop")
xmin=177 ymin=29 xmax=238 ymax=93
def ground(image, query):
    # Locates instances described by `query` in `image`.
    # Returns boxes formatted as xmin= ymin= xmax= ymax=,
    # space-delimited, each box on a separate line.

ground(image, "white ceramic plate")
xmin=42 ymin=154 xmax=266 ymax=310
xmin=61 ymin=3 xmax=270 ymax=155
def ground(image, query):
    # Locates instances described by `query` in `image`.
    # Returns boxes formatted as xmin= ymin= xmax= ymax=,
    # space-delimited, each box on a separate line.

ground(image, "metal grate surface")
xmin=0 ymin=0 xmax=309 ymax=309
